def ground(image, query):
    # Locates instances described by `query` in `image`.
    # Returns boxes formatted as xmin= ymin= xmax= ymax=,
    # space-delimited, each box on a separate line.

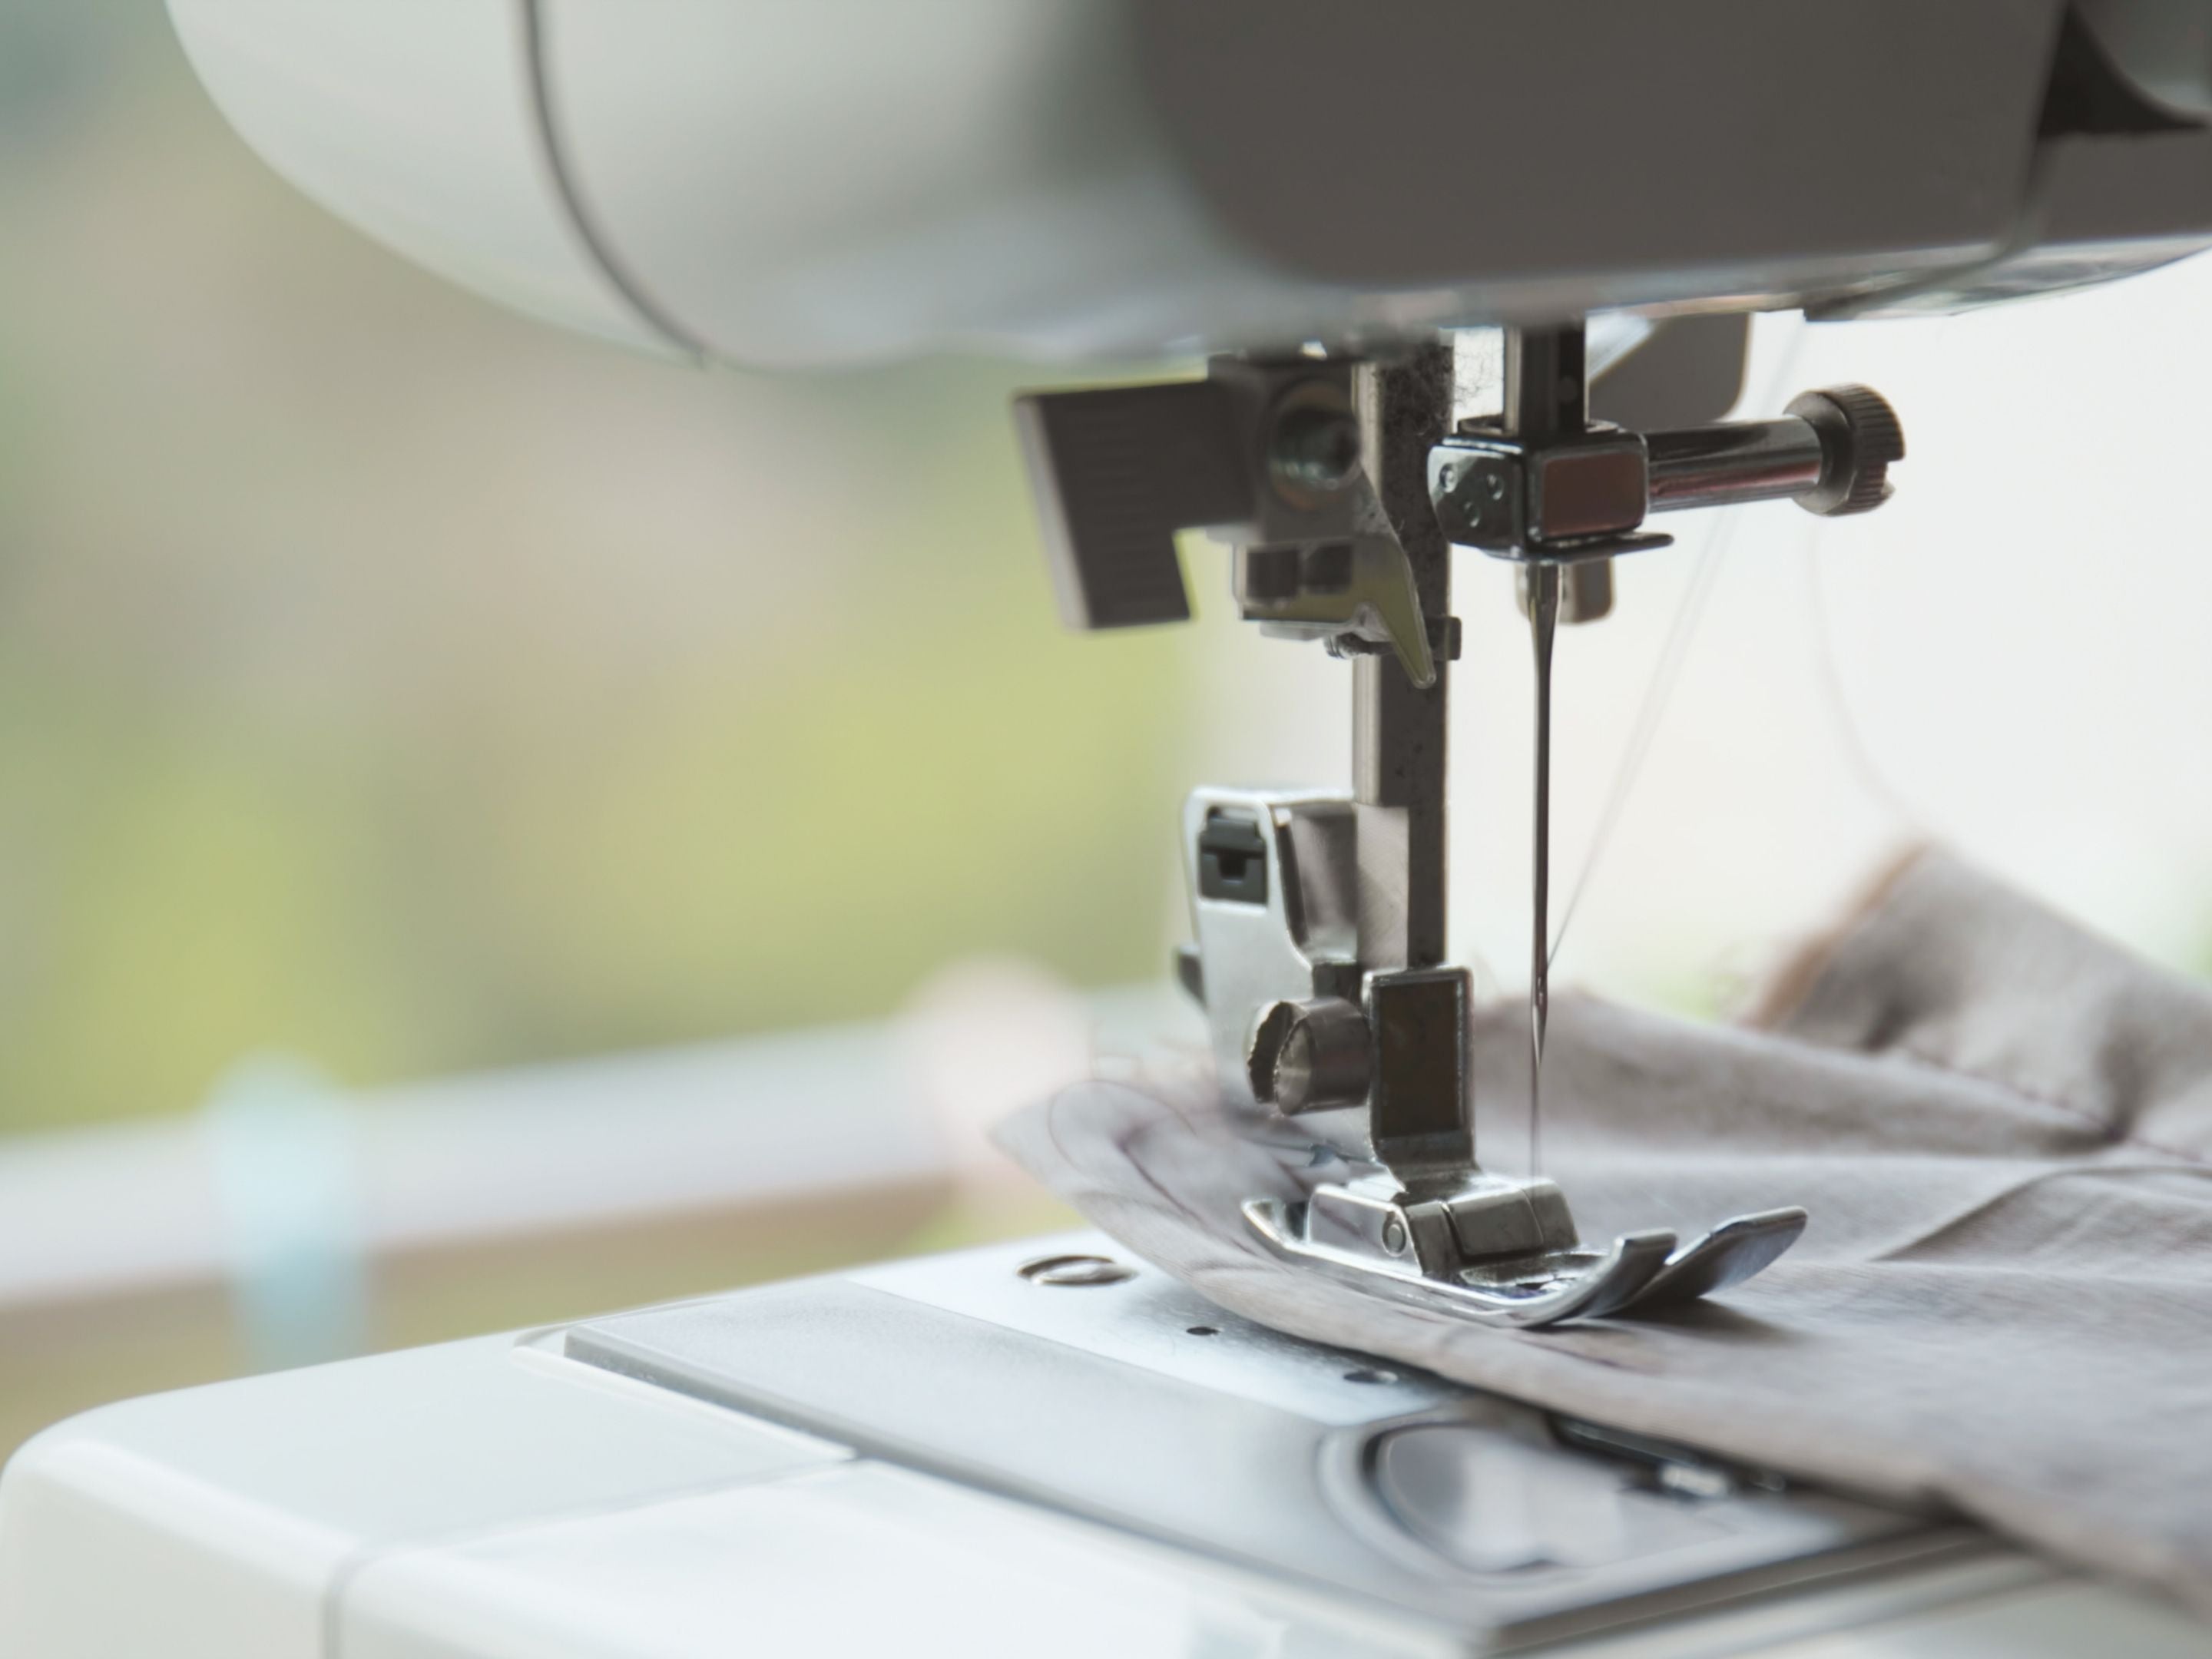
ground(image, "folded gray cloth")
xmin=996 ymin=849 xmax=2212 ymax=1618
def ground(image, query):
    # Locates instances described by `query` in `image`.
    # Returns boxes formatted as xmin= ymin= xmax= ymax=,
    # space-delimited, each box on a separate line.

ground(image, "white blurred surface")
xmin=0 ymin=1025 xmax=939 ymax=1313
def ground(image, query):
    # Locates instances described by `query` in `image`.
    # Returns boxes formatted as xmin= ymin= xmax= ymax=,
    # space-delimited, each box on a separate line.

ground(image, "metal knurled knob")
xmin=1786 ymin=384 xmax=1906 ymax=517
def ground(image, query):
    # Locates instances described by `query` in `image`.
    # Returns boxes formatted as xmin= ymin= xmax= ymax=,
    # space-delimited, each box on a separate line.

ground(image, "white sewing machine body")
xmin=8 ymin=2 xmax=2212 ymax=1652
xmin=161 ymin=0 xmax=2212 ymax=368
xmin=3 ymin=1231 xmax=2204 ymax=1659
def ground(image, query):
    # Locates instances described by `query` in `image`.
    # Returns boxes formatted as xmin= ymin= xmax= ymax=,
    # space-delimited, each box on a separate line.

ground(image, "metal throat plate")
xmin=565 ymin=1233 xmax=1986 ymax=1651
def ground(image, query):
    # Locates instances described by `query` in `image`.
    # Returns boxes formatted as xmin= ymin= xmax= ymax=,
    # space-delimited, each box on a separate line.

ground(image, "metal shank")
xmin=1012 ymin=326 xmax=1841 ymax=1329
xmin=1353 ymin=346 xmax=1454 ymax=974
xmin=1646 ymin=418 xmax=1826 ymax=512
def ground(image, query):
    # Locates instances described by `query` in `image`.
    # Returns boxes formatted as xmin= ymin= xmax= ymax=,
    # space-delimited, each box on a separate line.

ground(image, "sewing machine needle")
xmin=1528 ymin=563 xmax=1560 ymax=1175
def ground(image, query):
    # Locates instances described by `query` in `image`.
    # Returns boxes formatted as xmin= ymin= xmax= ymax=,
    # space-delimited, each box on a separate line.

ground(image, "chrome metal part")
xmin=1245 ymin=1200 xmax=1810 ymax=1330
xmin=1306 ymin=1169 xmax=1577 ymax=1272
xmin=1170 ymin=328 xmax=1816 ymax=1330
xmin=1435 ymin=374 xmax=1906 ymax=550
xmin=1634 ymin=1207 xmax=1816 ymax=1309
xmin=1182 ymin=786 xmax=1360 ymax=1120
xmin=1558 ymin=557 xmax=1615 ymax=624
xmin=1018 ymin=329 xmax=1883 ymax=1330
xmin=1017 ymin=1252 xmax=1137 ymax=1288
xmin=1237 ymin=482 xmax=1439 ymax=687
xmin=1267 ymin=401 xmax=1363 ymax=498
xmin=1515 ymin=560 xmax=1616 ymax=624
xmin=1248 ymin=996 xmax=1371 ymax=1114
xmin=1433 ymin=326 xmax=1674 ymax=568
xmin=1645 ymin=416 xmax=1829 ymax=512
xmin=1351 ymin=346 xmax=1455 ymax=972
xmin=1528 ymin=561 xmax=1558 ymax=1171
xmin=1642 ymin=387 xmax=1908 ymax=520
xmin=565 ymin=1233 xmax=1987 ymax=1650
xmin=1786 ymin=385 xmax=1907 ymax=516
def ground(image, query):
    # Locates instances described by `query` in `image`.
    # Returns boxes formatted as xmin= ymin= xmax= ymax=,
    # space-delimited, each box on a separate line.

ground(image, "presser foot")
xmin=1241 ymin=1174 xmax=1806 ymax=1330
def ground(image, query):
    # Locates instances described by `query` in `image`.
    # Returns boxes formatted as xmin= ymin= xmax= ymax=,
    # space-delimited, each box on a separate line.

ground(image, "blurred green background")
xmin=0 ymin=0 xmax=1189 ymax=1138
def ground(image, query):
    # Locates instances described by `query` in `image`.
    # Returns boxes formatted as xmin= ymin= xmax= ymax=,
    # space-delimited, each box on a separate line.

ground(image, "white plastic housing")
xmin=166 ymin=0 xmax=1353 ymax=367
xmin=169 ymin=0 xmax=674 ymax=356
xmin=168 ymin=1 xmax=2154 ymax=368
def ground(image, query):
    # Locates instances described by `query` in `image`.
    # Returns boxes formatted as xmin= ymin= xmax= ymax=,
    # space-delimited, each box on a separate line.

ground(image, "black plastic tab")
xmin=1197 ymin=813 xmax=1268 ymax=905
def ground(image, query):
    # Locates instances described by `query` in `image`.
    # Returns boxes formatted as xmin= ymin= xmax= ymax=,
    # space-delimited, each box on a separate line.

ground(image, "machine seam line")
xmin=1885 ymin=1041 xmax=2208 ymax=1169
xmin=316 ymin=1464 xmax=826 ymax=1657
xmin=1864 ymin=1158 xmax=2212 ymax=1263
xmin=518 ymin=0 xmax=710 ymax=361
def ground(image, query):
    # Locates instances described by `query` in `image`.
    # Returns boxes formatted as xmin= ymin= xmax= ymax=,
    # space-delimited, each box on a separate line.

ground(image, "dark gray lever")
xmin=1012 ymin=380 xmax=1250 ymax=630
xmin=1015 ymin=357 xmax=1420 ymax=672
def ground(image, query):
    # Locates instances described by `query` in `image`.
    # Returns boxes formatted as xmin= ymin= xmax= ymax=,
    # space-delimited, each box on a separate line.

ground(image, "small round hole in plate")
xmin=1186 ymin=1325 xmax=1220 ymax=1337
xmin=1343 ymin=1366 xmax=1399 ymax=1385
xmin=1016 ymin=1253 xmax=1135 ymax=1288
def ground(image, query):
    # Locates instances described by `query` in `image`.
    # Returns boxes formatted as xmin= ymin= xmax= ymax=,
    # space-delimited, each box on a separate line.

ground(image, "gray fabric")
xmin=995 ymin=849 xmax=2212 ymax=1618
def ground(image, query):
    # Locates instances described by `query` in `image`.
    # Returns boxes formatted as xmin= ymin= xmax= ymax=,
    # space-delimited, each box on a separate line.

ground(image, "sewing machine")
xmin=7 ymin=3 xmax=2212 ymax=1653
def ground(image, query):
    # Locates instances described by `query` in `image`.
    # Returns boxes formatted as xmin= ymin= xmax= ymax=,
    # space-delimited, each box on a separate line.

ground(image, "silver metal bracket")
xmin=1429 ymin=382 xmax=1906 ymax=568
xmin=1015 ymin=336 xmax=1881 ymax=1330
xmin=1180 ymin=782 xmax=1805 ymax=1330
xmin=1244 ymin=1189 xmax=1808 ymax=1330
